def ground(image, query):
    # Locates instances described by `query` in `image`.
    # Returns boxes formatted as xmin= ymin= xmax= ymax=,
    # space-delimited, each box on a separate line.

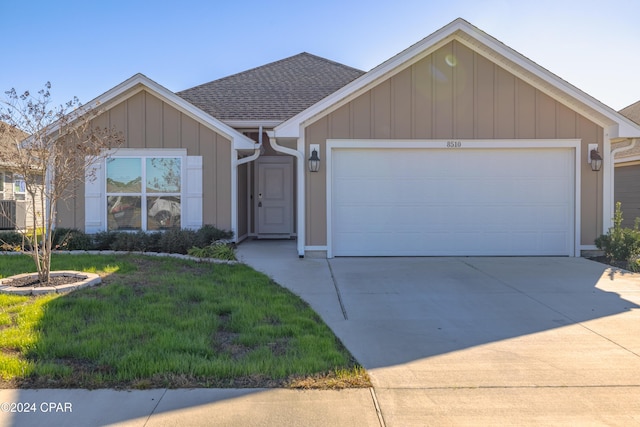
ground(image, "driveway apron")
xmin=237 ymin=240 xmax=640 ymax=425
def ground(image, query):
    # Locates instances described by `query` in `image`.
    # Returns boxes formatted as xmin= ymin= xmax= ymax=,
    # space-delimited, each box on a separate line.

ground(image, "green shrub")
xmin=110 ymin=230 xmax=150 ymax=252
xmin=188 ymin=242 xmax=236 ymax=261
xmin=52 ymin=228 xmax=93 ymax=251
xmin=0 ymin=231 xmax=29 ymax=251
xmin=157 ymin=228 xmax=197 ymax=254
xmin=194 ymin=225 xmax=234 ymax=247
xmin=92 ymin=231 xmax=118 ymax=250
xmin=595 ymin=202 xmax=640 ymax=266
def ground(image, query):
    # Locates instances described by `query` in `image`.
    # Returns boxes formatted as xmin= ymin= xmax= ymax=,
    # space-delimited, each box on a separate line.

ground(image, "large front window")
xmin=106 ymin=157 xmax=182 ymax=231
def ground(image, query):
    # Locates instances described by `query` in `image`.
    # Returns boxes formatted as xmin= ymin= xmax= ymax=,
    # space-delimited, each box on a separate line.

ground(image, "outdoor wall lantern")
xmin=308 ymin=144 xmax=320 ymax=172
xmin=588 ymin=144 xmax=603 ymax=172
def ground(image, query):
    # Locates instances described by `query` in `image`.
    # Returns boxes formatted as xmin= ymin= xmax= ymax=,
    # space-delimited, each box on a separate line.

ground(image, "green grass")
xmin=0 ymin=254 xmax=368 ymax=389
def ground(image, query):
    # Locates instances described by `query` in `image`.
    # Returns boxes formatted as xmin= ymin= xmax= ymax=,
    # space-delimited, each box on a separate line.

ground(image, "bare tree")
xmin=0 ymin=82 xmax=124 ymax=284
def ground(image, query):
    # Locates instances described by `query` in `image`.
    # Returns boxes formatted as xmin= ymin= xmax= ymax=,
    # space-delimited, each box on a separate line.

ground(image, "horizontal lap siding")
xmin=57 ymin=90 xmax=233 ymax=232
xmin=306 ymin=40 xmax=603 ymax=247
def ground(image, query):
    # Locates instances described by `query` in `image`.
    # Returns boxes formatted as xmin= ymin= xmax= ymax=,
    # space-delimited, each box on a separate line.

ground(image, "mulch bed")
xmin=3 ymin=274 xmax=84 ymax=288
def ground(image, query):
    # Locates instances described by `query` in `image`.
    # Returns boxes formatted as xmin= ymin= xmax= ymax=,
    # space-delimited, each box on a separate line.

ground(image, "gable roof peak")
xmin=276 ymin=18 xmax=640 ymax=139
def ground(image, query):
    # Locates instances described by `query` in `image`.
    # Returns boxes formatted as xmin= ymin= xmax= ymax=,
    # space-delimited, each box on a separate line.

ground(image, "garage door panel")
xmin=331 ymin=147 xmax=575 ymax=256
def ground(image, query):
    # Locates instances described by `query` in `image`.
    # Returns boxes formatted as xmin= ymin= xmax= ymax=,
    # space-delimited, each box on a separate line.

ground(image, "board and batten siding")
xmin=615 ymin=164 xmax=640 ymax=228
xmin=305 ymin=40 xmax=603 ymax=248
xmin=56 ymin=89 xmax=233 ymax=232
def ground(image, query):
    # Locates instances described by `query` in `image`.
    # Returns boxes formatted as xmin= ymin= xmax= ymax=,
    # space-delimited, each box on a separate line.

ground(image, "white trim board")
xmin=325 ymin=139 xmax=581 ymax=258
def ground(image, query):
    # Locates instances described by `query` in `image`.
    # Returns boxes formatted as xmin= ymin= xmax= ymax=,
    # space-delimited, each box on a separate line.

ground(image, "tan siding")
xmin=475 ymin=52 xmax=494 ymax=138
xmin=578 ymin=116 xmax=603 ymax=245
xmin=307 ymin=117 xmax=329 ymax=245
xmin=556 ymin=104 xmax=578 ymax=138
xmin=127 ymin=92 xmax=145 ymax=148
xmin=163 ymin=103 xmax=181 ymax=148
xmin=180 ymin=116 xmax=199 ymax=152
xmin=372 ymin=80 xmax=391 ymax=139
xmin=412 ymin=56 xmax=433 ymax=138
xmin=536 ymin=92 xmax=557 ymax=139
xmin=454 ymin=41 xmax=475 ymax=138
xmin=145 ymin=93 xmax=163 ymax=148
xmin=433 ymin=45 xmax=454 ymax=139
xmin=303 ymin=39 xmax=605 ymax=248
xmin=495 ymin=67 xmax=516 ymax=138
xmin=329 ymin=104 xmax=351 ymax=139
xmin=237 ymin=163 xmax=248 ymax=238
xmin=199 ymin=127 xmax=217 ymax=226
xmin=109 ymin=102 xmax=127 ymax=136
xmin=615 ymin=164 xmax=640 ymax=228
xmin=216 ymin=137 xmax=232 ymax=229
xmin=60 ymin=89 xmax=234 ymax=233
xmin=351 ymin=91 xmax=371 ymax=139
xmin=391 ymin=68 xmax=413 ymax=139
xmin=516 ymin=80 xmax=536 ymax=138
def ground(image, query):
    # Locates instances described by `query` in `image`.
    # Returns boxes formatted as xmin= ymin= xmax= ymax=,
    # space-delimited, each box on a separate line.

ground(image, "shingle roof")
xmin=620 ymin=100 xmax=640 ymax=125
xmin=0 ymin=122 xmax=28 ymax=168
xmin=615 ymin=101 xmax=640 ymax=159
xmin=177 ymin=53 xmax=365 ymax=123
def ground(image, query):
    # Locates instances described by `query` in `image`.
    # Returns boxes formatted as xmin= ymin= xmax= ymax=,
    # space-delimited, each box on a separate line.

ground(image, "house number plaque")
xmin=446 ymin=141 xmax=462 ymax=148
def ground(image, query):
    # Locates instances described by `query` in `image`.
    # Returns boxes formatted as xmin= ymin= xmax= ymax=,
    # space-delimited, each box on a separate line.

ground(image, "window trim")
xmin=104 ymin=149 xmax=187 ymax=232
xmin=85 ymin=148 xmax=204 ymax=234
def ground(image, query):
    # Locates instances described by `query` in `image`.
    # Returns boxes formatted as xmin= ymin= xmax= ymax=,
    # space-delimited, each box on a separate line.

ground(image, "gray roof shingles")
xmin=177 ymin=53 xmax=365 ymax=123
xmin=620 ymin=100 xmax=640 ymax=125
xmin=615 ymin=101 xmax=640 ymax=159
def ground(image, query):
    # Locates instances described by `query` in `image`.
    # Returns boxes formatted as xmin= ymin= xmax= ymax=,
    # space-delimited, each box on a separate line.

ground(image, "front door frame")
xmin=254 ymin=156 xmax=294 ymax=238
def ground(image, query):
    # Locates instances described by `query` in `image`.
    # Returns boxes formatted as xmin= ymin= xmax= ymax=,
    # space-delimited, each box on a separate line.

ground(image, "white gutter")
xmin=236 ymin=126 xmax=263 ymax=167
xmin=266 ymin=130 xmax=305 ymax=257
xmin=611 ymin=137 xmax=638 ymax=161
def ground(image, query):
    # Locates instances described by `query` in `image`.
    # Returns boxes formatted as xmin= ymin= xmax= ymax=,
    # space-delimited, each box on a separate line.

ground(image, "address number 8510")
xmin=446 ymin=141 xmax=462 ymax=148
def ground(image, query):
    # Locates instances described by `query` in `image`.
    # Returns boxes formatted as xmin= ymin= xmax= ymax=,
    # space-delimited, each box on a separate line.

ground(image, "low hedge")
xmin=0 ymin=225 xmax=234 ymax=257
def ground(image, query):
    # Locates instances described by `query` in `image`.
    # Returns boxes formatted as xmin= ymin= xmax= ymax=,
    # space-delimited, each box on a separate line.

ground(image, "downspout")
xmin=266 ymin=130 xmax=305 ymax=258
xmin=236 ymin=126 xmax=263 ymax=166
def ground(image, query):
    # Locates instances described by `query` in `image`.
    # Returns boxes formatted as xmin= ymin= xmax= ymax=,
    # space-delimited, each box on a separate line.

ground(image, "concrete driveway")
xmin=238 ymin=240 xmax=640 ymax=425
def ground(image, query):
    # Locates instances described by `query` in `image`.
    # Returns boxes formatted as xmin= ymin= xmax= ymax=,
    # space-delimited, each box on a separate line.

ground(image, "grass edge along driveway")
xmin=0 ymin=254 xmax=369 ymax=389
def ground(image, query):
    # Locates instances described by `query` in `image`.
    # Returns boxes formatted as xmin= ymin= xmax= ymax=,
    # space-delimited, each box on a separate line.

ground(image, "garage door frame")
xmin=326 ymin=139 xmax=581 ymax=258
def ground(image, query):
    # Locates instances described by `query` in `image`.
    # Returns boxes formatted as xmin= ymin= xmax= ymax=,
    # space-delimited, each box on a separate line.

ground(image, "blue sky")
xmin=2 ymin=0 xmax=639 ymax=111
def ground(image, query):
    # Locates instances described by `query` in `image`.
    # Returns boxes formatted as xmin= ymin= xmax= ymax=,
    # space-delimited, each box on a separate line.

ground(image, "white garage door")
xmin=331 ymin=147 xmax=575 ymax=256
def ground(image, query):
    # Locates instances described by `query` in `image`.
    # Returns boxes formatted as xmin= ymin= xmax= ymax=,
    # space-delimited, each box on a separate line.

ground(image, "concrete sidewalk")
xmin=0 ymin=388 xmax=381 ymax=427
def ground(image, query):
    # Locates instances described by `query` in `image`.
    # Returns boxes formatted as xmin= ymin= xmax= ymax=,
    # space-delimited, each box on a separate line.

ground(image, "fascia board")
xmin=222 ymin=120 xmax=282 ymax=129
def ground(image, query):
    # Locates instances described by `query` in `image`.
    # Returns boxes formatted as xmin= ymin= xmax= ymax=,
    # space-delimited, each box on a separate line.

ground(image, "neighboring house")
xmin=56 ymin=18 xmax=640 ymax=257
xmin=614 ymin=100 xmax=640 ymax=227
xmin=0 ymin=124 xmax=43 ymax=231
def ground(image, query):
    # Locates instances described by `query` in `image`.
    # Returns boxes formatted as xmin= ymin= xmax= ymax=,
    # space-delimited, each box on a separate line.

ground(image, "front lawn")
xmin=0 ymin=254 xmax=368 ymax=389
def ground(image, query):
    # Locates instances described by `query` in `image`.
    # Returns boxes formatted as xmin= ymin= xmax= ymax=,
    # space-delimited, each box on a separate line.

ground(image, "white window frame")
xmin=85 ymin=148 xmax=202 ymax=233
xmin=13 ymin=173 xmax=26 ymax=201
